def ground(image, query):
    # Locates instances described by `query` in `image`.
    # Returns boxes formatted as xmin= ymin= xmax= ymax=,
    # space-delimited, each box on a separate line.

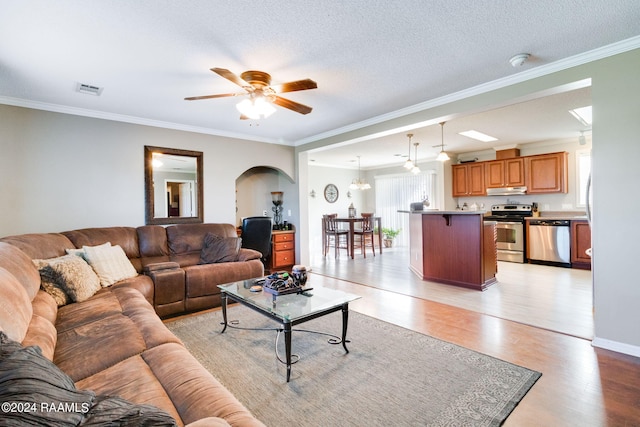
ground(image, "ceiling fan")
xmin=185 ymin=68 xmax=317 ymax=119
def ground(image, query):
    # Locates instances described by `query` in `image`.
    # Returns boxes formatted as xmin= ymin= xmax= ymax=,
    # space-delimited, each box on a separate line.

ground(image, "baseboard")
xmin=592 ymin=337 xmax=640 ymax=358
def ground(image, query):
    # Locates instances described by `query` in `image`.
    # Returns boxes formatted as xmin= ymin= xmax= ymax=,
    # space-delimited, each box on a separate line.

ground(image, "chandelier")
xmin=349 ymin=156 xmax=371 ymax=190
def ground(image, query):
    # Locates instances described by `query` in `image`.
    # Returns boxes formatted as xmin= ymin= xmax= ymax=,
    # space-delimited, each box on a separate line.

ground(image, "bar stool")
xmin=323 ymin=214 xmax=349 ymax=258
xmin=353 ymin=213 xmax=375 ymax=257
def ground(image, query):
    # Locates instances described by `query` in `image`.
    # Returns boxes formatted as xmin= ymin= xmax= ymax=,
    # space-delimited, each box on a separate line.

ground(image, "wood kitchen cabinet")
xmin=409 ymin=212 xmax=497 ymax=291
xmin=269 ymin=230 xmax=295 ymax=272
xmin=485 ymin=158 xmax=525 ymax=188
xmin=525 ymin=152 xmax=568 ymax=194
xmin=571 ymin=220 xmax=592 ymax=269
xmin=452 ymin=163 xmax=485 ymax=197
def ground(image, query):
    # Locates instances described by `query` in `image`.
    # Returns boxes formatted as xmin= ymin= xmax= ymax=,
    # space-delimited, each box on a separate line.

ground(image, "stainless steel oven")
xmin=484 ymin=204 xmax=532 ymax=263
xmin=494 ymin=222 xmax=525 ymax=263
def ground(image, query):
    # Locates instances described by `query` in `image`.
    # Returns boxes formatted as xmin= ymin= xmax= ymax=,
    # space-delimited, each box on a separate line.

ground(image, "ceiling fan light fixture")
xmin=236 ymin=96 xmax=276 ymax=119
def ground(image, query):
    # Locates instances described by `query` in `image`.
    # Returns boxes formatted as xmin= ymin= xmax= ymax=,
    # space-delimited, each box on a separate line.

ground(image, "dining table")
xmin=330 ymin=216 xmax=383 ymax=259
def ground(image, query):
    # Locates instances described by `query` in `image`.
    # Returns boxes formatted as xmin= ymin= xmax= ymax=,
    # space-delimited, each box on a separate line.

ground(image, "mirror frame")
xmin=145 ymin=145 xmax=204 ymax=225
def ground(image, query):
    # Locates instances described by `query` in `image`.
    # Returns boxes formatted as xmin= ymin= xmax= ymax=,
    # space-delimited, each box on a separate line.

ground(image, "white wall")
xmin=307 ymin=165 xmax=368 ymax=256
xmin=0 ymin=105 xmax=296 ymax=236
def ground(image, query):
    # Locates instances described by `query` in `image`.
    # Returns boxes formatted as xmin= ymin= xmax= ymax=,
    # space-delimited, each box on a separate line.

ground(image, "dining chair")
xmin=323 ymin=214 xmax=349 ymax=258
xmin=353 ymin=213 xmax=375 ymax=257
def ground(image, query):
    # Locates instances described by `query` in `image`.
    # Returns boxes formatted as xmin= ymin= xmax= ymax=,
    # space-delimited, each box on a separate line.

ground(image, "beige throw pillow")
xmin=33 ymin=255 xmax=101 ymax=303
xmin=82 ymin=243 xmax=138 ymax=287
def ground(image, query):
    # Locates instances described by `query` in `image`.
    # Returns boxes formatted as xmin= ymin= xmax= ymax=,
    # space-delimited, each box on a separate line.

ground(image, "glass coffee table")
xmin=218 ymin=279 xmax=361 ymax=382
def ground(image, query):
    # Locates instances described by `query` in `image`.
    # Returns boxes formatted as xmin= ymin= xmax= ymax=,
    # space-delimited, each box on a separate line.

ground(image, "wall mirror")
xmin=145 ymin=145 xmax=203 ymax=225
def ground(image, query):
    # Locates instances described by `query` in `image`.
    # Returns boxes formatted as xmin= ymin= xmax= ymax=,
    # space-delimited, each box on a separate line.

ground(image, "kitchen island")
xmin=409 ymin=211 xmax=497 ymax=291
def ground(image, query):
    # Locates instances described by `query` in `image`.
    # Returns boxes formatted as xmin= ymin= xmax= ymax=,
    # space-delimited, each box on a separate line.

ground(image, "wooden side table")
xmin=269 ymin=230 xmax=295 ymax=272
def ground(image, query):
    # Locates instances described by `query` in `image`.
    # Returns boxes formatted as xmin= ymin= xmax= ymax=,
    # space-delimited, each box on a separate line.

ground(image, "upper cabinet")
xmin=485 ymin=158 xmax=525 ymax=188
xmin=452 ymin=163 xmax=485 ymax=197
xmin=525 ymin=152 xmax=568 ymax=194
xmin=452 ymin=151 xmax=568 ymax=197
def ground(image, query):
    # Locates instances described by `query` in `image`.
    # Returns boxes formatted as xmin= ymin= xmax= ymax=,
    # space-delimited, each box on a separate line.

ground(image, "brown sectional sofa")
xmin=0 ymin=223 xmax=267 ymax=426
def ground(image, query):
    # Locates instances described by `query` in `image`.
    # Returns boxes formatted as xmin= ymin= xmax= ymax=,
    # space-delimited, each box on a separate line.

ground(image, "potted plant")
xmin=381 ymin=227 xmax=401 ymax=248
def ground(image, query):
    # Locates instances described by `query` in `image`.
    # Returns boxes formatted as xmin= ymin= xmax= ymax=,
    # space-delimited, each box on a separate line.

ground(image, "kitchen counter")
xmin=409 ymin=211 xmax=497 ymax=291
xmin=400 ymin=210 xmax=488 ymax=215
xmin=525 ymin=215 xmax=588 ymax=221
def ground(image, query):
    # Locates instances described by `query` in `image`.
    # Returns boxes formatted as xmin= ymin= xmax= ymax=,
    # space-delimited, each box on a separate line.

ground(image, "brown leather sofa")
xmin=0 ymin=224 xmax=267 ymax=426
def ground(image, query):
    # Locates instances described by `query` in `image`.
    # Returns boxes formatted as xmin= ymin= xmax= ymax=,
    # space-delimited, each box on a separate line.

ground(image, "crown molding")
xmin=295 ymin=35 xmax=640 ymax=146
xmin=0 ymin=96 xmax=285 ymax=145
xmin=1 ymin=36 xmax=638 ymax=147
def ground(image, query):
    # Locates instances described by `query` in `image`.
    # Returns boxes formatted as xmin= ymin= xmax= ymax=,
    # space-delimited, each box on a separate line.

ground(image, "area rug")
xmin=166 ymin=306 xmax=541 ymax=427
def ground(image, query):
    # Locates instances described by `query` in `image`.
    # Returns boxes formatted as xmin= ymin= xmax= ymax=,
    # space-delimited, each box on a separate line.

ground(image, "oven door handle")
xmin=494 ymin=222 xmax=522 ymax=226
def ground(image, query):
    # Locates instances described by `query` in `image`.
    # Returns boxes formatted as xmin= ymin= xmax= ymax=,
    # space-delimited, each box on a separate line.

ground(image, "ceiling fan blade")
xmin=273 ymin=96 xmax=313 ymax=115
xmin=184 ymin=93 xmax=242 ymax=101
xmin=211 ymin=68 xmax=253 ymax=90
xmin=271 ymin=79 xmax=317 ymax=94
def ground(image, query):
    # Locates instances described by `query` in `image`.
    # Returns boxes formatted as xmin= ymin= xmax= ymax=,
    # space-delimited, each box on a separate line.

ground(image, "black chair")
xmin=241 ymin=216 xmax=273 ymax=269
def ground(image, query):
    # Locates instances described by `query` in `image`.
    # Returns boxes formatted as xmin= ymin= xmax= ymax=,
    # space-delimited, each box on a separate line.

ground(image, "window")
xmin=576 ymin=149 xmax=591 ymax=207
xmin=374 ymin=171 xmax=437 ymax=247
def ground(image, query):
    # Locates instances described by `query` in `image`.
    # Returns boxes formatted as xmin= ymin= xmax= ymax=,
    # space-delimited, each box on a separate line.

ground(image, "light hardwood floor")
xmin=307 ymin=246 xmax=640 ymax=425
xmin=310 ymin=245 xmax=593 ymax=339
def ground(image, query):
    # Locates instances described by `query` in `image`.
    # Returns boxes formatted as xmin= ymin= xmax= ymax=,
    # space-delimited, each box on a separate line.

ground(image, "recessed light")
xmin=569 ymin=106 xmax=592 ymax=126
xmin=459 ymin=130 xmax=498 ymax=142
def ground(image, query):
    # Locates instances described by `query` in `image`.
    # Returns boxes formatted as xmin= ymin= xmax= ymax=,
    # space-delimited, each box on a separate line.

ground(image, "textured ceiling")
xmin=1 ymin=1 xmax=639 ymax=167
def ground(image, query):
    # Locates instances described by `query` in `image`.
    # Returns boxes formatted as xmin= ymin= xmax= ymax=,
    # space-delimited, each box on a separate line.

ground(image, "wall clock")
xmin=324 ymin=184 xmax=339 ymax=203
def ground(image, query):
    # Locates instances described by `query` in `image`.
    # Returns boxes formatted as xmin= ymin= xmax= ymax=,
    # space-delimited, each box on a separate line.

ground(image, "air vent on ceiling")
xmin=76 ymin=83 xmax=103 ymax=96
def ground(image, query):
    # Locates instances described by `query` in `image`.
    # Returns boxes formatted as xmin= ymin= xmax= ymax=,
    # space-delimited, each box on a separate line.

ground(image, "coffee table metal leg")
xmin=284 ymin=321 xmax=292 ymax=382
xmin=342 ymin=304 xmax=350 ymax=353
xmin=220 ymin=292 xmax=228 ymax=333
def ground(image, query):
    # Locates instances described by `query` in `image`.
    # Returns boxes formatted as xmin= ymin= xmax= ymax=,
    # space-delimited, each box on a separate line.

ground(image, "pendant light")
xmin=349 ymin=156 xmax=371 ymax=190
xmin=403 ymin=134 xmax=415 ymax=169
xmin=411 ymin=143 xmax=421 ymax=174
xmin=436 ymin=122 xmax=450 ymax=162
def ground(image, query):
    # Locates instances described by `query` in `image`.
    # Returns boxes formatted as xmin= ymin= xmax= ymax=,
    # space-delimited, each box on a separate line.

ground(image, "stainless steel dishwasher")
xmin=528 ymin=219 xmax=571 ymax=266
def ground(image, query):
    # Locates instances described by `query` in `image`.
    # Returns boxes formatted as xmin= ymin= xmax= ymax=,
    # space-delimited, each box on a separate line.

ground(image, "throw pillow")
xmin=82 ymin=243 xmax=138 ymax=287
xmin=199 ymin=233 xmax=242 ymax=264
xmin=39 ymin=278 xmax=72 ymax=307
xmin=33 ymin=255 xmax=101 ymax=303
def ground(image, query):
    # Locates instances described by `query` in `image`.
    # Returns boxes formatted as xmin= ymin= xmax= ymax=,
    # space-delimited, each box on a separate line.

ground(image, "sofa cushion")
xmin=22 ymin=291 xmax=58 ymax=360
xmin=199 ymin=233 xmax=242 ymax=264
xmin=75 ymin=353 xmax=183 ymax=423
xmin=82 ymin=243 xmax=138 ymax=287
xmin=33 ymin=254 xmax=101 ymax=303
xmin=0 ymin=267 xmax=33 ymax=343
xmin=62 ymin=227 xmax=143 ymax=272
xmin=0 ymin=233 xmax=76 ymax=262
xmin=0 ymin=241 xmax=42 ymax=301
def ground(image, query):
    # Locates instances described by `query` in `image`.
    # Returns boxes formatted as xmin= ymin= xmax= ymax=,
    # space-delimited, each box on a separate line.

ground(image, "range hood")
xmin=486 ymin=186 xmax=527 ymax=196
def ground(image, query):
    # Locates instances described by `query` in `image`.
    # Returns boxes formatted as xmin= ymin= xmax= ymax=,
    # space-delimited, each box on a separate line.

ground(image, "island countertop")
xmin=398 ymin=209 xmax=488 ymax=215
